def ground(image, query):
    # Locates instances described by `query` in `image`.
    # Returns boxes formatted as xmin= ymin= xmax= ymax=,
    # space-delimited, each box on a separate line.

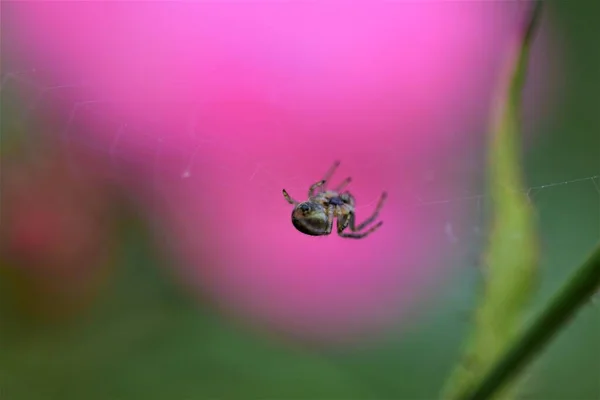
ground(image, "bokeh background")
xmin=1 ymin=1 xmax=599 ymax=399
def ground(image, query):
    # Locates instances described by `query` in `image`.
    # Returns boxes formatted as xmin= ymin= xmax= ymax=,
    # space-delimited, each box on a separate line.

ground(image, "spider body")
xmin=282 ymin=161 xmax=387 ymax=239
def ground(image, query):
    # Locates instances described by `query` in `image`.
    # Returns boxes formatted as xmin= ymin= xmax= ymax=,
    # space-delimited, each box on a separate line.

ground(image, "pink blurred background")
xmin=2 ymin=1 xmax=558 ymax=342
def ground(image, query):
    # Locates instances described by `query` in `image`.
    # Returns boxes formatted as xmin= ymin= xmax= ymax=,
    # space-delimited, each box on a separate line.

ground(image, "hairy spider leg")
xmin=282 ymin=189 xmax=299 ymax=205
xmin=308 ymin=180 xmax=326 ymax=198
xmin=351 ymin=191 xmax=388 ymax=231
xmin=338 ymin=220 xmax=383 ymax=239
xmin=334 ymin=177 xmax=352 ymax=192
xmin=324 ymin=204 xmax=335 ymax=234
xmin=320 ymin=160 xmax=341 ymax=192
xmin=336 ymin=211 xmax=352 ymax=234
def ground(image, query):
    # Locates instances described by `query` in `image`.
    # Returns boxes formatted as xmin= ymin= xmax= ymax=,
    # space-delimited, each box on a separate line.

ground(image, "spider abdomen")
xmin=291 ymin=202 xmax=330 ymax=236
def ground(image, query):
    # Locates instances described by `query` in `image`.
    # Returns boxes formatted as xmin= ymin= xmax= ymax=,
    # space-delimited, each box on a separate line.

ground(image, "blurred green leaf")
xmin=441 ymin=3 xmax=543 ymax=399
xmin=0 ymin=215 xmax=372 ymax=400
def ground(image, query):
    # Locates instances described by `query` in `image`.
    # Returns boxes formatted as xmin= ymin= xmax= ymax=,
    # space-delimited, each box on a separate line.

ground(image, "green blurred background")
xmin=1 ymin=2 xmax=598 ymax=399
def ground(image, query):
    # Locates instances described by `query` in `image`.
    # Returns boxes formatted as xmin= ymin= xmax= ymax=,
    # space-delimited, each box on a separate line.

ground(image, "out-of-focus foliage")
xmin=442 ymin=4 xmax=541 ymax=400
xmin=0 ymin=81 xmax=123 ymax=323
xmin=1 ymin=217 xmax=373 ymax=400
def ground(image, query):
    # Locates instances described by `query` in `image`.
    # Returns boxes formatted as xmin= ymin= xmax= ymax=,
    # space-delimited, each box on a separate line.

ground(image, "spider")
xmin=282 ymin=160 xmax=387 ymax=239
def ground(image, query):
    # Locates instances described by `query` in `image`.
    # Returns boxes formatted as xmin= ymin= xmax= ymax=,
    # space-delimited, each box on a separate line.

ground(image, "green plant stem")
xmin=461 ymin=242 xmax=600 ymax=400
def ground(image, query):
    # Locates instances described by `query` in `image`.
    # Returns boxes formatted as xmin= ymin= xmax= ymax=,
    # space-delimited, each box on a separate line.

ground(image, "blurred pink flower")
xmin=3 ymin=1 xmax=557 ymax=340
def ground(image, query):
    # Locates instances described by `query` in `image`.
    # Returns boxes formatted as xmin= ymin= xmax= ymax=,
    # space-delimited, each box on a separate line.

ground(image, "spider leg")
xmin=308 ymin=180 xmax=326 ymax=198
xmin=334 ymin=177 xmax=352 ymax=192
xmin=338 ymin=220 xmax=383 ymax=239
xmin=282 ymin=189 xmax=299 ymax=205
xmin=321 ymin=160 xmax=341 ymax=191
xmin=336 ymin=213 xmax=351 ymax=234
xmin=336 ymin=205 xmax=383 ymax=239
xmin=350 ymin=191 xmax=388 ymax=231
xmin=324 ymin=204 xmax=335 ymax=234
